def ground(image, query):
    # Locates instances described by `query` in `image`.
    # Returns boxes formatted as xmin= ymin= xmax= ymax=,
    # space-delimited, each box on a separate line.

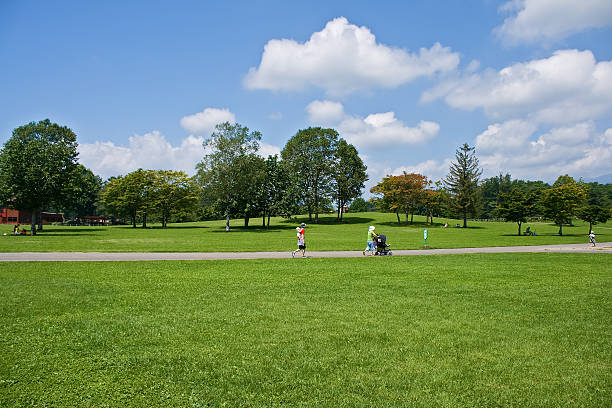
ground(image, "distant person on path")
xmin=589 ymin=231 xmax=596 ymax=247
xmin=363 ymin=225 xmax=378 ymax=256
xmin=292 ymin=223 xmax=306 ymax=258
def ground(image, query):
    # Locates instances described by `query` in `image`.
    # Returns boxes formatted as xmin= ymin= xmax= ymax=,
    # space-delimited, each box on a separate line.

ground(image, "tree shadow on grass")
xmin=378 ymin=220 xmax=486 ymax=229
xmin=279 ymin=215 xmax=376 ymax=225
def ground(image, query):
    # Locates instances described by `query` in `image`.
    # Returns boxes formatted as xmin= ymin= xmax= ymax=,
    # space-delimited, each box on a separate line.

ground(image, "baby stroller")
xmin=375 ymin=234 xmax=392 ymax=256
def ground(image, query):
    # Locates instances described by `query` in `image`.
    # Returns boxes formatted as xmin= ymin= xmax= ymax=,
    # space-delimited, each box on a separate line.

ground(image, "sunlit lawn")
xmin=1 ymin=212 xmax=610 ymax=252
xmin=0 ymin=254 xmax=610 ymax=406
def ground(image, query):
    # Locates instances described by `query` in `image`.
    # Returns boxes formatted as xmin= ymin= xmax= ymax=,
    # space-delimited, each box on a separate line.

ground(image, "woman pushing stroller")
xmin=363 ymin=226 xmax=378 ymax=256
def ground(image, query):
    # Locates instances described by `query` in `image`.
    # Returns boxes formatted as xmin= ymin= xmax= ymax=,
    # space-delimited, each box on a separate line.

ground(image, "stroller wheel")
xmin=389 ymin=251 xmax=393 ymax=256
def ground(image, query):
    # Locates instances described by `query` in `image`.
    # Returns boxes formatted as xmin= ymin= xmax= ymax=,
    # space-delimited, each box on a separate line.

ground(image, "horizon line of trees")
xmin=1 ymin=120 xmax=610 ymax=235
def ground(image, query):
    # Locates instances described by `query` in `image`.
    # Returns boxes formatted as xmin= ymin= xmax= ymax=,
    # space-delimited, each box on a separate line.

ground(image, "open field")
xmin=1 ymin=254 xmax=610 ymax=407
xmin=1 ymin=212 xmax=610 ymax=252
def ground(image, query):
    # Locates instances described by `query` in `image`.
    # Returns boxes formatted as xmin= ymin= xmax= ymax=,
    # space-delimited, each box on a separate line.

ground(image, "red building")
xmin=0 ymin=208 xmax=64 ymax=225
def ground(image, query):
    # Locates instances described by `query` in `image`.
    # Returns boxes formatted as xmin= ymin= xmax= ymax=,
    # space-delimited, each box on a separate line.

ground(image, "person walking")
xmin=363 ymin=225 xmax=378 ymax=256
xmin=292 ymin=223 xmax=306 ymax=258
xmin=589 ymin=231 xmax=596 ymax=247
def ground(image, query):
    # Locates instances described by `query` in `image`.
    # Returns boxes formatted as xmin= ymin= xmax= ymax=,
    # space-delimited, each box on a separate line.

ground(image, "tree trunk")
xmin=588 ymin=222 xmax=592 ymax=234
xmin=463 ymin=212 xmax=467 ymax=228
xmin=558 ymin=223 xmax=563 ymax=236
xmin=142 ymin=212 xmax=147 ymax=228
xmin=410 ymin=212 xmax=414 ymax=224
xmin=267 ymin=214 xmax=271 ymax=229
xmin=262 ymin=213 xmax=266 ymax=227
xmin=30 ymin=210 xmax=37 ymax=235
xmin=244 ymin=216 xmax=249 ymax=228
xmin=517 ymin=221 xmax=522 ymax=236
xmin=37 ymin=214 xmax=43 ymax=231
xmin=225 ymin=213 xmax=230 ymax=232
xmin=396 ymin=211 xmax=401 ymax=224
xmin=131 ymin=213 xmax=137 ymax=228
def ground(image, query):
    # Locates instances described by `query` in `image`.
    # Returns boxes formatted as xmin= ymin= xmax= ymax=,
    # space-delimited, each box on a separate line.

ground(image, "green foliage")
xmin=196 ymin=122 xmax=263 ymax=229
xmin=348 ymin=197 xmax=368 ymax=212
xmin=578 ymin=205 xmax=611 ymax=234
xmin=540 ymin=175 xmax=588 ymax=235
xmin=281 ymin=127 xmax=339 ymax=223
xmin=58 ymin=164 xmax=103 ymax=219
xmin=333 ymin=139 xmax=368 ymax=221
xmin=497 ymin=188 xmax=538 ymax=235
xmin=371 ymin=172 xmax=430 ymax=224
xmin=444 ymin=143 xmax=483 ymax=227
xmin=1 ymin=255 xmax=610 ymax=406
xmin=479 ymin=173 xmax=512 ymax=218
xmin=0 ymin=119 xmax=79 ymax=229
xmin=101 ymin=169 xmax=198 ymax=228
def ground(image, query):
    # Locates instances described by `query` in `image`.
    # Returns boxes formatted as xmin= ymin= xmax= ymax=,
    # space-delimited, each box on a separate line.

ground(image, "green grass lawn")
xmin=1 ymin=212 xmax=610 ymax=252
xmin=1 ymin=254 xmax=610 ymax=406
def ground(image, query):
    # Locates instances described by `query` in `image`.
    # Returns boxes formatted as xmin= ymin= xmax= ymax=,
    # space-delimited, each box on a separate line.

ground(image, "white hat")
xmin=369 ymin=226 xmax=375 ymax=231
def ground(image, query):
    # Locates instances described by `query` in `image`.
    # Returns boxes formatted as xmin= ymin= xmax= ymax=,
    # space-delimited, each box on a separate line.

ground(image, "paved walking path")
xmin=0 ymin=242 xmax=610 ymax=261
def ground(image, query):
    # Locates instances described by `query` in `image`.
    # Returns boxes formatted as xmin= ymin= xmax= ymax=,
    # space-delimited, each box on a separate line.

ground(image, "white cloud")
xmin=306 ymin=100 xmax=345 ymax=124
xmin=475 ymin=121 xmax=612 ymax=181
xmin=78 ymin=130 xmax=282 ymax=180
xmin=475 ymin=119 xmax=537 ymax=153
xmin=78 ymin=131 xmax=208 ymax=179
xmin=306 ymin=100 xmax=440 ymax=149
xmin=244 ymin=16 xmax=459 ymax=96
xmin=495 ymin=0 xmax=612 ymax=45
xmin=422 ymin=49 xmax=612 ymax=125
xmin=391 ymin=159 xmax=452 ymax=182
xmin=180 ymin=108 xmax=235 ymax=135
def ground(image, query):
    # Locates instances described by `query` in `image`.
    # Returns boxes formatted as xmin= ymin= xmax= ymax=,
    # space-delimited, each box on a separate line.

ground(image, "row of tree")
xmin=369 ymin=143 xmax=611 ymax=235
xmin=194 ymin=122 xmax=368 ymax=229
xmin=1 ymin=120 xmax=610 ymax=235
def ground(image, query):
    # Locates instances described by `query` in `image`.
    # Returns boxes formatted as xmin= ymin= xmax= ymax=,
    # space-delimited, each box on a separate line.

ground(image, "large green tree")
xmin=281 ymin=127 xmax=339 ymax=223
xmin=0 ymin=119 xmax=79 ymax=233
xmin=60 ymin=164 xmax=103 ymax=219
xmin=196 ymin=122 xmax=262 ymax=230
xmin=101 ymin=169 xmax=154 ymax=228
xmin=153 ymin=170 xmax=199 ymax=228
xmin=333 ymin=139 xmax=368 ymax=222
xmin=540 ymin=176 xmax=587 ymax=235
xmin=444 ymin=143 xmax=482 ymax=228
xmin=496 ymin=189 xmax=538 ymax=236
xmin=578 ymin=205 xmax=610 ymax=235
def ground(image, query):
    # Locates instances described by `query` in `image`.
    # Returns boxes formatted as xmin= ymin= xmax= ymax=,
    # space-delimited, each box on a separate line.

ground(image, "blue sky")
xmin=2 ymin=0 xmax=612 ymax=190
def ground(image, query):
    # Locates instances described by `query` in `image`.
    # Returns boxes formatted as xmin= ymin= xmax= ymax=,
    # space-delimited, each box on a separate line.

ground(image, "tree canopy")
xmin=444 ymin=143 xmax=482 ymax=228
xmin=0 ymin=119 xmax=79 ymax=232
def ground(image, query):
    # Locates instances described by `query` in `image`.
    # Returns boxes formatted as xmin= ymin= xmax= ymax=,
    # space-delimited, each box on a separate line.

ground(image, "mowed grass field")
xmin=1 ymin=254 xmax=610 ymax=407
xmin=1 ymin=212 xmax=610 ymax=252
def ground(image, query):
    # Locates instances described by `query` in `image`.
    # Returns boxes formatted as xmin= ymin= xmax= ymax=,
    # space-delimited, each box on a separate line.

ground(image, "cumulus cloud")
xmin=306 ymin=100 xmax=440 ymax=149
xmin=391 ymin=159 xmax=452 ymax=182
xmin=475 ymin=121 xmax=612 ymax=181
xmin=78 ymin=131 xmax=207 ymax=179
xmin=244 ymin=17 xmax=459 ymax=96
xmin=306 ymin=100 xmax=345 ymax=124
xmin=422 ymin=49 xmax=612 ymax=124
xmin=180 ymin=108 xmax=235 ymax=135
xmin=495 ymin=0 xmax=612 ymax=45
